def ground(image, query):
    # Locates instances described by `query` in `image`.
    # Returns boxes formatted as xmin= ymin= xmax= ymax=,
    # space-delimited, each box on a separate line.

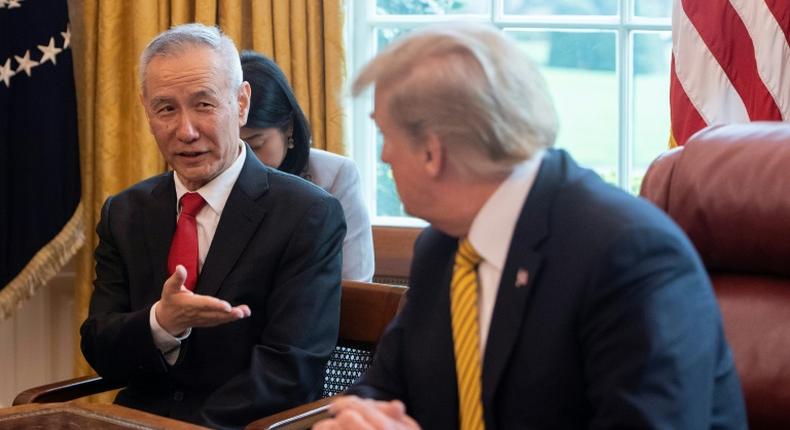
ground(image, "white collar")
xmin=468 ymin=150 xmax=545 ymax=270
xmin=173 ymin=142 xmax=246 ymax=215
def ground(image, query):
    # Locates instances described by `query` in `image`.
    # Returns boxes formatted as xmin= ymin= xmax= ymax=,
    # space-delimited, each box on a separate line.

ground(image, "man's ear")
xmin=238 ymin=81 xmax=251 ymax=126
xmin=424 ymin=132 xmax=444 ymax=178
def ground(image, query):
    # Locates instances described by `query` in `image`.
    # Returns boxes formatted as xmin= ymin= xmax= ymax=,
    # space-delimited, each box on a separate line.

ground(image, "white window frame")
xmin=345 ymin=0 xmax=671 ymax=226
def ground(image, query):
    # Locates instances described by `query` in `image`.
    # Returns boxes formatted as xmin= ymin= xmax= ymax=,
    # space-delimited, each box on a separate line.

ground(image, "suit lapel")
xmin=481 ymin=149 xmax=564 ymax=413
xmin=145 ymin=174 xmax=177 ymax=288
xmin=417 ymin=232 xmax=461 ymax=424
xmin=195 ymin=145 xmax=269 ymax=297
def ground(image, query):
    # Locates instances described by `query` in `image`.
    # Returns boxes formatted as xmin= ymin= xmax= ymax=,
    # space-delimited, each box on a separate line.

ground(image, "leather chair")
xmin=14 ymin=280 xmax=408 ymax=429
xmin=640 ymin=122 xmax=790 ymax=430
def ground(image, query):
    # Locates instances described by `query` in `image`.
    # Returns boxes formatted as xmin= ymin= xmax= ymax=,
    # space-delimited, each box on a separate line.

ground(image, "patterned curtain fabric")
xmin=67 ymin=0 xmax=346 ymax=390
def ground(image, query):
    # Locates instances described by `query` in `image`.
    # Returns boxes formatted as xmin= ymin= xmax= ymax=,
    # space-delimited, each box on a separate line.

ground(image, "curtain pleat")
xmin=323 ymin=0 xmax=345 ymax=154
xmin=249 ymin=1 xmax=274 ymax=55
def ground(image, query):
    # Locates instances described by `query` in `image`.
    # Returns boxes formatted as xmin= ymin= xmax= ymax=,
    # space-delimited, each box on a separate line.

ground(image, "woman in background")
xmin=240 ymin=51 xmax=374 ymax=281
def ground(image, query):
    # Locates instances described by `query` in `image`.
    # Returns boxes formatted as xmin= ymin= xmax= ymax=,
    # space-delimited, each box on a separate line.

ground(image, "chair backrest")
xmin=321 ymin=280 xmax=408 ymax=397
xmin=371 ymin=226 xmax=422 ymax=286
xmin=640 ymin=122 xmax=790 ymax=430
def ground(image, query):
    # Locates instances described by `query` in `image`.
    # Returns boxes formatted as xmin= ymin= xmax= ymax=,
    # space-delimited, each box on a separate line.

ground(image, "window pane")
xmin=376 ymin=133 xmax=407 ymax=216
xmin=632 ymin=31 xmax=671 ymax=193
xmin=361 ymin=19 xmax=670 ymax=218
xmin=504 ymin=0 xmax=617 ymax=16
xmin=634 ymin=0 xmax=672 ymax=18
xmin=374 ymin=28 xmax=410 ymax=216
xmin=508 ymin=30 xmax=619 ymax=183
xmin=376 ymin=27 xmax=409 ymax=52
xmin=376 ymin=0 xmax=489 ymax=15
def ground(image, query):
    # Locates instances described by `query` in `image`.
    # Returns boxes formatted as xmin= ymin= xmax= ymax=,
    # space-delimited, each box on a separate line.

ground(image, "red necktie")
xmin=167 ymin=192 xmax=206 ymax=291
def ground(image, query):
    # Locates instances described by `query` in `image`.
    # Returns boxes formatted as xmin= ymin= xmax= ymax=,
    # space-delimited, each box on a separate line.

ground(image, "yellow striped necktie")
xmin=451 ymin=238 xmax=485 ymax=430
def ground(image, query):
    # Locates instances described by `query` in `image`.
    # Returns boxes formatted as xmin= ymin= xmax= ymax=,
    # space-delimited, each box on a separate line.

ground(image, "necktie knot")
xmin=180 ymin=192 xmax=206 ymax=217
xmin=456 ymin=238 xmax=481 ymax=269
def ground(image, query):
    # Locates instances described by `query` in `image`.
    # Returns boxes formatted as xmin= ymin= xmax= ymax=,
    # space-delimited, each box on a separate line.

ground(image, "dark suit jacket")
xmin=80 ymin=145 xmax=346 ymax=429
xmin=350 ymin=149 xmax=746 ymax=429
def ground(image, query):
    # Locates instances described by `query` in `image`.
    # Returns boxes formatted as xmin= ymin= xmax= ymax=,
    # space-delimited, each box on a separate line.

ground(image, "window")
xmin=346 ymin=0 xmax=672 ymax=223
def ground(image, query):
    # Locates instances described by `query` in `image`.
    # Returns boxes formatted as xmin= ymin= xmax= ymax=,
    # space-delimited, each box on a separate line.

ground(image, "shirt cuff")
xmin=149 ymin=301 xmax=191 ymax=365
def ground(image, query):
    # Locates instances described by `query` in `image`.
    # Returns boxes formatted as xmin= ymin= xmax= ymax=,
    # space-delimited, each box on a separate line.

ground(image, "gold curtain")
xmin=68 ymin=0 xmax=346 ymax=389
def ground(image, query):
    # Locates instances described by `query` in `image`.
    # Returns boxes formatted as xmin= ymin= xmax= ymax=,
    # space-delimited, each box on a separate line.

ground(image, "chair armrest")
xmin=12 ymin=374 xmax=124 ymax=405
xmin=245 ymin=397 xmax=334 ymax=430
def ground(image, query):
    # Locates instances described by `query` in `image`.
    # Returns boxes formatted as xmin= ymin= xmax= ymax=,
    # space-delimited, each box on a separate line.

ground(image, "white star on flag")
xmin=0 ymin=58 xmax=16 ymax=87
xmin=37 ymin=37 xmax=63 ymax=65
xmin=61 ymin=26 xmax=71 ymax=49
xmin=7 ymin=0 xmax=22 ymax=9
xmin=14 ymin=50 xmax=39 ymax=77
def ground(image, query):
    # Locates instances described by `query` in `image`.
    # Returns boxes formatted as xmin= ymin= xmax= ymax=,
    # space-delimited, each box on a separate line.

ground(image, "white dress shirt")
xmin=150 ymin=143 xmax=246 ymax=364
xmin=467 ymin=150 xmax=544 ymax=356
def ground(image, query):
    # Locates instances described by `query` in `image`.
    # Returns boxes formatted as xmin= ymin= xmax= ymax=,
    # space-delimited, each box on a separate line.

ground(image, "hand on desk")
xmin=314 ymin=396 xmax=421 ymax=430
xmin=155 ymin=265 xmax=251 ymax=335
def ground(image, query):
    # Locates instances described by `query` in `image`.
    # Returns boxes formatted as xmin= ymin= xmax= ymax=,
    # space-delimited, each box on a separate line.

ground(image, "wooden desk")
xmin=0 ymin=401 xmax=209 ymax=429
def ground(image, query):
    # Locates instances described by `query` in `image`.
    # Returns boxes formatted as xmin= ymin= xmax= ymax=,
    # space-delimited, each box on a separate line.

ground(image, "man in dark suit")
xmin=80 ymin=23 xmax=345 ymax=430
xmin=315 ymin=23 xmax=746 ymax=429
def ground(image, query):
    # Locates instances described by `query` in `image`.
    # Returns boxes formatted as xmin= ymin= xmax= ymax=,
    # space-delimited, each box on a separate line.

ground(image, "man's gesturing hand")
xmin=155 ymin=265 xmax=251 ymax=336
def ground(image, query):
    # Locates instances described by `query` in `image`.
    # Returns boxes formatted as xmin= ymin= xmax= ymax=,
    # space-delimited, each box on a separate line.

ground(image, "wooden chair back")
xmin=371 ymin=226 xmax=422 ymax=285
xmin=248 ymin=280 xmax=408 ymax=429
xmin=321 ymin=280 xmax=407 ymax=397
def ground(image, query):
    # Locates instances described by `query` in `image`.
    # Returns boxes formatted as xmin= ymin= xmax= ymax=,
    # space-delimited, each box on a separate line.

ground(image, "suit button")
xmin=173 ymin=391 xmax=184 ymax=401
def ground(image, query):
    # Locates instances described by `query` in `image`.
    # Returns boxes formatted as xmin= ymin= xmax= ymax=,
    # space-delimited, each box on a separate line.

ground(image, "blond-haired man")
xmin=316 ymin=23 xmax=745 ymax=429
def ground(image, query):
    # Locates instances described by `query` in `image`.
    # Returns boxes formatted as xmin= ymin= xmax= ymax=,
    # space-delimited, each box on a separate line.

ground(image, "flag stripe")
xmin=670 ymin=55 xmax=709 ymax=145
xmin=673 ymin=0 xmax=749 ymax=127
xmin=670 ymin=0 xmax=788 ymax=146
xmin=765 ymin=0 xmax=790 ymax=49
xmin=681 ymin=0 xmax=782 ymax=122
xmin=730 ymin=0 xmax=790 ymax=120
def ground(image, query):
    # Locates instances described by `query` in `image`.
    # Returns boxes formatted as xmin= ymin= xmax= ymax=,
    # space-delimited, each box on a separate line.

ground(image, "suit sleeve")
xmin=201 ymin=194 xmax=346 ymax=429
xmin=345 ymin=230 xmax=435 ymax=401
xmin=581 ymin=225 xmax=735 ymax=428
xmin=80 ymin=196 xmax=169 ymax=382
xmin=345 ymin=312 xmax=407 ymax=401
xmin=328 ymin=158 xmax=374 ymax=281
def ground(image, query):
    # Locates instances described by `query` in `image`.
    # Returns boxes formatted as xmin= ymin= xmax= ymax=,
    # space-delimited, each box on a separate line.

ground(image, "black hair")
xmin=241 ymin=50 xmax=311 ymax=175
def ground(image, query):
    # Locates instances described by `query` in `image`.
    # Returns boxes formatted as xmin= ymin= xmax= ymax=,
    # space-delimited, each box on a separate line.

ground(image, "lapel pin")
xmin=515 ymin=268 xmax=529 ymax=288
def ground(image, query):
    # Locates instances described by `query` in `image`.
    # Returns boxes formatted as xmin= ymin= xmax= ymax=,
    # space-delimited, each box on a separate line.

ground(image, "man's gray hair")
xmin=353 ymin=23 xmax=558 ymax=180
xmin=139 ymin=23 xmax=242 ymax=94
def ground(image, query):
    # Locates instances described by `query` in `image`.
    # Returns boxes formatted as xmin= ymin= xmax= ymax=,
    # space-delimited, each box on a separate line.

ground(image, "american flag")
xmin=670 ymin=0 xmax=790 ymax=146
